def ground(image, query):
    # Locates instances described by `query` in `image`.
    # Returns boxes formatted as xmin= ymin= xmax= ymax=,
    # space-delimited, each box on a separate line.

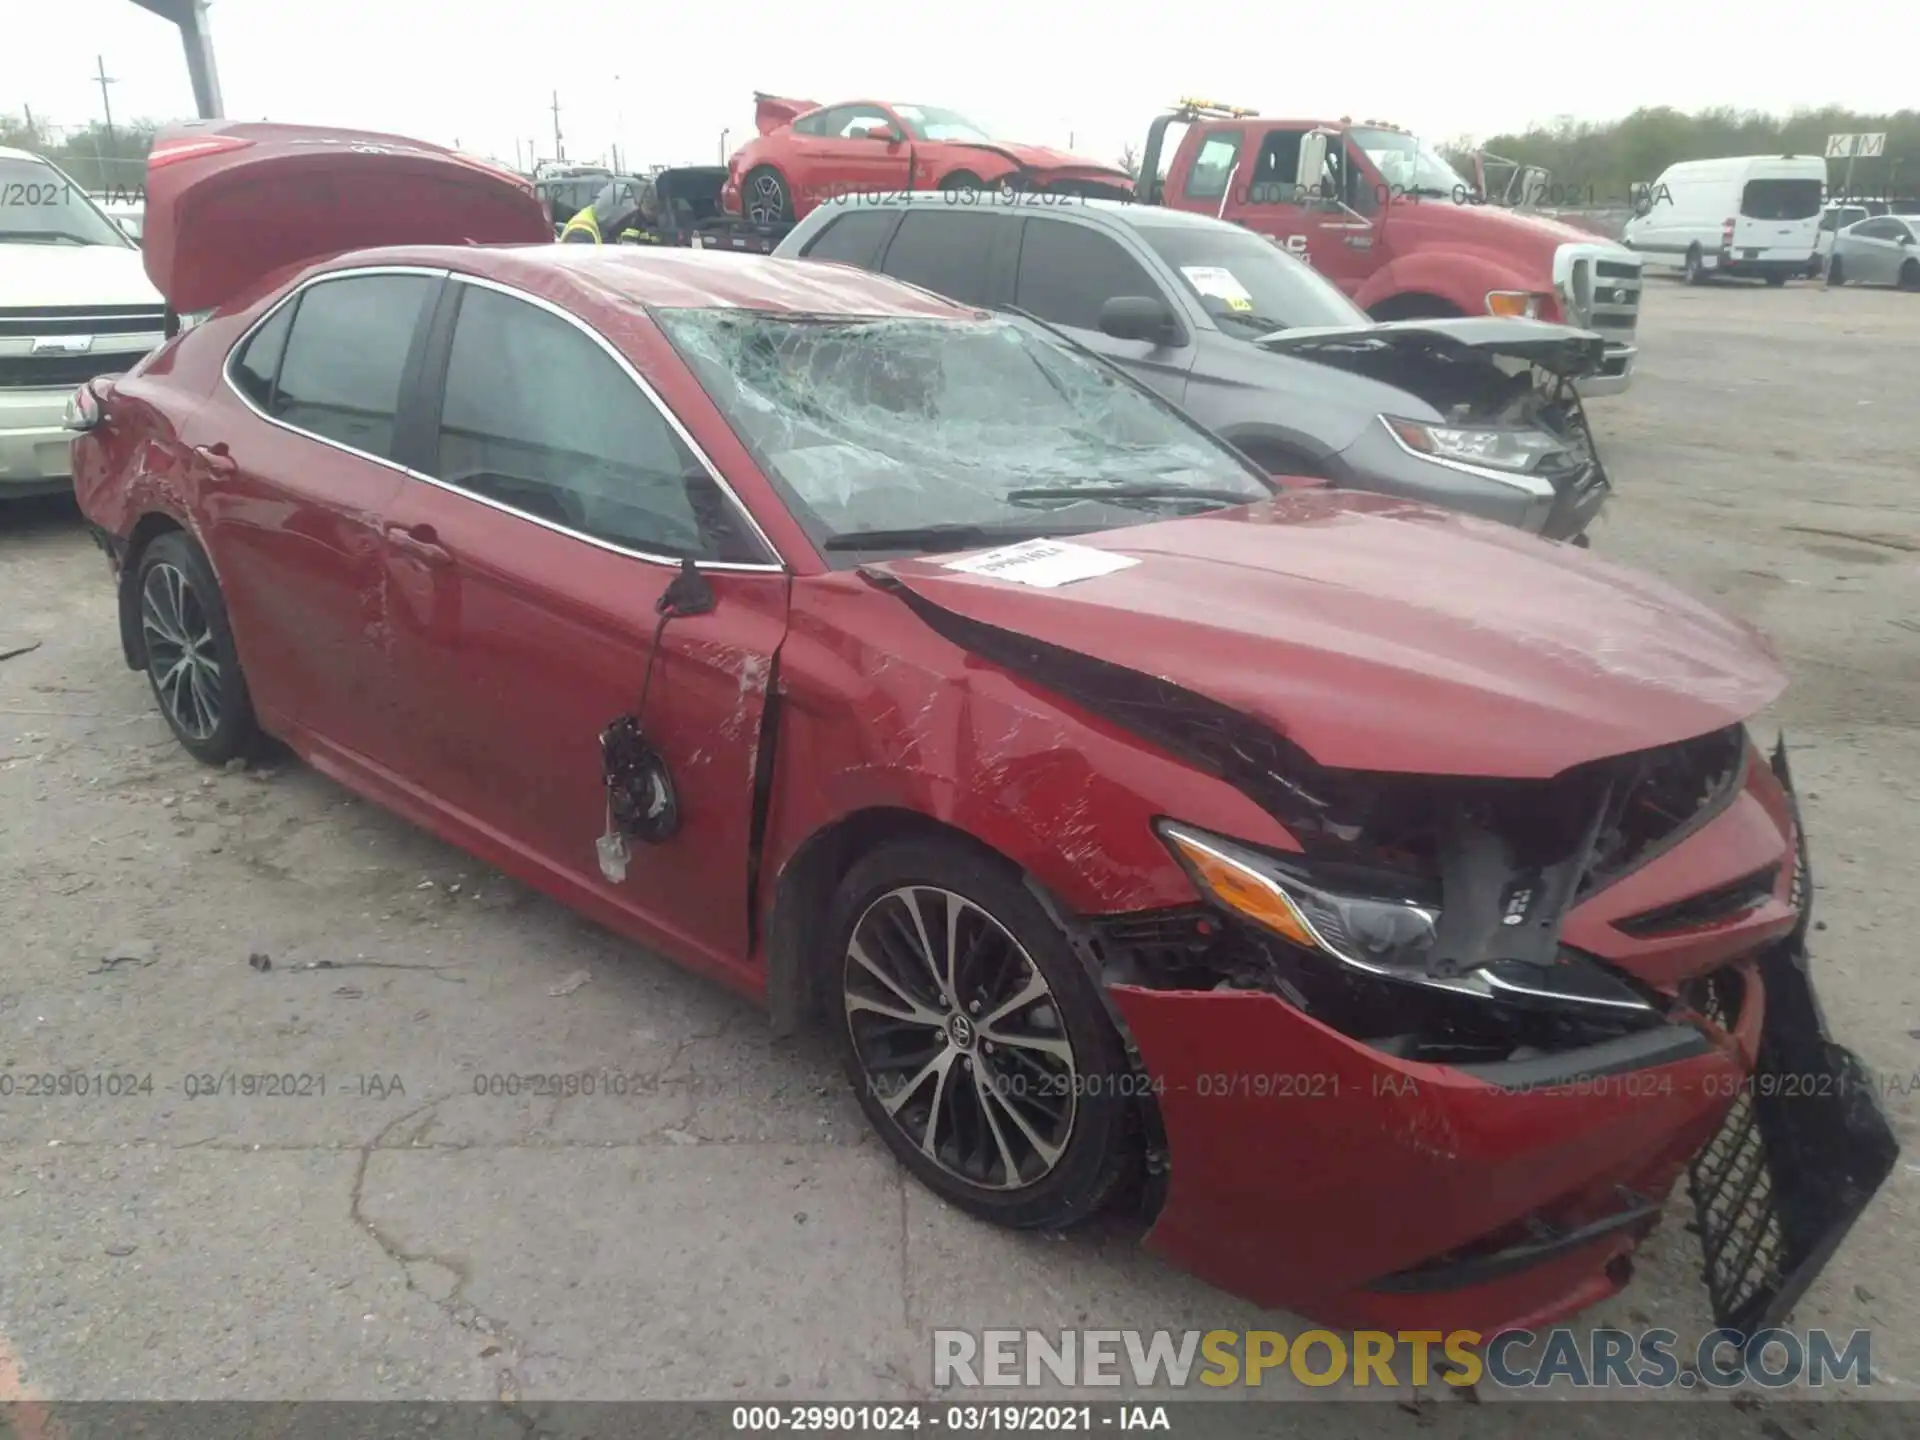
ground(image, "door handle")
xmin=194 ymin=442 xmax=237 ymax=477
xmin=384 ymin=523 xmax=452 ymax=567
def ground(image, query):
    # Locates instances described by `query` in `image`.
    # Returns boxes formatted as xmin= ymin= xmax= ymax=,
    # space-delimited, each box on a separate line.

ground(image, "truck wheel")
xmin=743 ymin=166 xmax=792 ymax=225
xmin=1683 ymin=246 xmax=1706 ymax=285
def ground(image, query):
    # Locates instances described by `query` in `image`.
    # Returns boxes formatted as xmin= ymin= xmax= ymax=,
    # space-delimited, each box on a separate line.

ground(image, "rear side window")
xmin=270 ymin=274 xmax=433 ymax=460
xmin=878 ymin=212 xmax=997 ymax=306
xmin=432 ymin=284 xmax=754 ymax=561
xmin=1014 ymin=219 xmax=1161 ymax=331
xmin=1741 ymin=179 xmax=1822 ymax=221
xmin=802 ymin=211 xmax=897 ymax=268
xmin=230 ymin=299 xmax=295 ymax=407
xmin=1185 ymin=131 xmax=1243 ymax=200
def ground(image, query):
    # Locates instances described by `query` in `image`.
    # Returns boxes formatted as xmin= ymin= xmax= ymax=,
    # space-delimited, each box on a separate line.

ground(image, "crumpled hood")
xmin=0 ymin=243 xmax=162 ymax=309
xmin=871 ymin=491 xmax=1784 ymax=779
xmin=1256 ymin=315 xmax=1605 ymax=379
xmin=955 ymin=141 xmax=1131 ymax=179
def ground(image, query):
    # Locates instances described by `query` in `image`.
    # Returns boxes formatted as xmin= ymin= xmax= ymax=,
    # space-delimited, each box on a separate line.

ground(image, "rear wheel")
xmin=1901 ymin=259 xmax=1920 ymax=292
xmin=1682 ymin=245 xmax=1706 ymax=285
xmin=1765 ymin=271 xmax=1789 ymax=287
xmin=1827 ymin=256 xmax=1846 ymax=287
xmin=136 ymin=530 xmax=260 ymax=765
xmin=939 ymin=170 xmax=984 ymax=198
xmin=829 ymin=838 xmax=1135 ymax=1230
xmin=742 ymin=166 xmax=792 ymax=225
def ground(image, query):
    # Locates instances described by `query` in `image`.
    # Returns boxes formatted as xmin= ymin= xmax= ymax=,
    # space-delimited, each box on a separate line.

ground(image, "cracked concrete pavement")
xmin=1 ymin=277 xmax=1917 ymax=1425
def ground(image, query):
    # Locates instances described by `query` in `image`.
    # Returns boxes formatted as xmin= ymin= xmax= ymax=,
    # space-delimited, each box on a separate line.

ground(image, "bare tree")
xmin=1117 ymin=143 xmax=1140 ymax=179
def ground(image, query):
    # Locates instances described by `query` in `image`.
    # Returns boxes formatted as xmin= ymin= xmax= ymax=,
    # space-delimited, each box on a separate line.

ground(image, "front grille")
xmin=1616 ymin=866 xmax=1780 ymax=938
xmin=1688 ymin=1086 xmax=1792 ymax=1330
xmin=0 ymin=304 xmax=168 ymax=338
xmin=0 ymin=353 xmax=141 ymax=388
xmin=1569 ymin=253 xmax=1642 ymax=346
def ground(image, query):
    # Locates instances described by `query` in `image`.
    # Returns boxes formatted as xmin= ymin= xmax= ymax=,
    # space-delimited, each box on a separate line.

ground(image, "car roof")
xmin=310 ymin=242 xmax=978 ymax=318
xmin=804 ymin=191 xmax=1244 ymax=238
xmin=0 ymin=145 xmax=55 ymax=163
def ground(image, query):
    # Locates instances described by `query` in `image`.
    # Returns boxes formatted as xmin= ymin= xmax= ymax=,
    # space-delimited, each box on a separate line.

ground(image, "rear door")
xmin=375 ymin=275 xmax=790 ymax=968
xmin=1735 ymin=171 xmax=1823 ymax=262
xmin=1008 ymin=214 xmax=1197 ymax=404
xmin=872 ymin=207 xmax=1010 ymax=308
xmin=188 ymin=267 xmax=441 ymax=765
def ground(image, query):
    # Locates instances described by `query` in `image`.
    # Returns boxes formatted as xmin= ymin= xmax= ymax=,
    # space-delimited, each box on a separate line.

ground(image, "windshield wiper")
xmin=1004 ymin=483 xmax=1266 ymax=509
xmin=0 ymin=230 xmax=94 ymax=245
xmin=820 ymin=520 xmax=1093 ymax=552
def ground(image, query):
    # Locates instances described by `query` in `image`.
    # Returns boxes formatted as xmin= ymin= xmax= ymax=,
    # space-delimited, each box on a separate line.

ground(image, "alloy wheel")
xmin=746 ymin=172 xmax=786 ymax=225
xmin=843 ymin=885 xmax=1079 ymax=1191
xmin=141 ymin=561 xmax=222 ymax=740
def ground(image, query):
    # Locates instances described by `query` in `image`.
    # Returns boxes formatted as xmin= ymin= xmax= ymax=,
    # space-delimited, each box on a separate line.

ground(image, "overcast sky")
xmin=6 ymin=0 xmax=1907 ymax=172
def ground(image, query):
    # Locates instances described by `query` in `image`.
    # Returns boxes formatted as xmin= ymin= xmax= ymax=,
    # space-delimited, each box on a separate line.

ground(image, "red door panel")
xmin=187 ymin=396 xmax=408 ymax=763
xmin=375 ymin=478 xmax=789 ymax=969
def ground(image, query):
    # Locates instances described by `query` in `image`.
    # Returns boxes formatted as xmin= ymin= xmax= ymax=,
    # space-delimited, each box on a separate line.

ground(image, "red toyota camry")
xmin=70 ymin=122 xmax=1894 ymax=1339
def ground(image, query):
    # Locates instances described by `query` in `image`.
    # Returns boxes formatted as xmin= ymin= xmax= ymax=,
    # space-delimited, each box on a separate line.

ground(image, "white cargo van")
xmin=1622 ymin=155 xmax=1826 ymax=285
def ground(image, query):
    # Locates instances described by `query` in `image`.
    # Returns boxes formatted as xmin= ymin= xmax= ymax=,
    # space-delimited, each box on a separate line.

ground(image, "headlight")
xmin=1384 ymin=416 xmax=1571 ymax=475
xmin=1485 ymin=290 xmax=1545 ymax=318
xmin=1159 ymin=821 xmax=1654 ymax=1016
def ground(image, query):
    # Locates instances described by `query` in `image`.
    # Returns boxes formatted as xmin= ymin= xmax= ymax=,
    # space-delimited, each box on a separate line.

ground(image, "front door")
xmin=1229 ymin=126 xmax=1380 ymax=297
xmin=376 ymin=276 xmax=789 ymax=970
xmin=1007 ymin=215 xmax=1196 ymax=406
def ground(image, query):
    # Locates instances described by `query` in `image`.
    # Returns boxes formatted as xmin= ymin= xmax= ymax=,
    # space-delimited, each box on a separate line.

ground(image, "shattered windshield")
xmin=653 ymin=308 xmax=1274 ymax=560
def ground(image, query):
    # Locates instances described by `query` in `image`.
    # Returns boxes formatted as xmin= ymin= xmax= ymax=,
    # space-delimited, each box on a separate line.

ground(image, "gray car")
xmin=1828 ymin=213 xmax=1920 ymax=290
xmin=774 ymin=193 xmax=1612 ymax=541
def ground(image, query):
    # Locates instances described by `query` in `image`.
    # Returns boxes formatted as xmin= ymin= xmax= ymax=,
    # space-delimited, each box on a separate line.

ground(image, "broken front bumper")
xmin=1684 ymin=745 xmax=1899 ymax=1334
xmin=1103 ymin=745 xmax=1895 ymax=1335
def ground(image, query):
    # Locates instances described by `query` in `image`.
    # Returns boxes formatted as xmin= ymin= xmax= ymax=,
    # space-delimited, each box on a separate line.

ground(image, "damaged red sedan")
xmin=71 ymin=124 xmax=1895 ymax=1338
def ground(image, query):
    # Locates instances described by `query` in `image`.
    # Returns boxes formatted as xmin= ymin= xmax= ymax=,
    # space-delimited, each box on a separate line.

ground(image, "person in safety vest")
xmin=559 ymin=176 xmax=659 ymax=245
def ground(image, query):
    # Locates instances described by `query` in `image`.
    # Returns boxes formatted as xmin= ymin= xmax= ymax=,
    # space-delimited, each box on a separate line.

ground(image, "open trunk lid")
xmin=142 ymin=121 xmax=552 ymax=314
xmin=1254 ymin=316 xmax=1605 ymax=380
xmin=753 ymin=93 xmax=820 ymax=136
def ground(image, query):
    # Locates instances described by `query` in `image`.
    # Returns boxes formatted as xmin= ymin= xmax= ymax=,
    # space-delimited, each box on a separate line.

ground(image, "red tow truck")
xmin=1138 ymin=100 xmax=1644 ymax=395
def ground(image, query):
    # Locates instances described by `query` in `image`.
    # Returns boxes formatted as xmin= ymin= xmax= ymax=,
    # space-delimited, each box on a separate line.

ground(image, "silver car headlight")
xmin=1384 ymin=417 xmax=1573 ymax=475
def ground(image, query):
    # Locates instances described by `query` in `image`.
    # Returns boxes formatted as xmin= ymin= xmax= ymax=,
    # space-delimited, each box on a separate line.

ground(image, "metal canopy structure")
xmin=129 ymin=0 xmax=224 ymax=119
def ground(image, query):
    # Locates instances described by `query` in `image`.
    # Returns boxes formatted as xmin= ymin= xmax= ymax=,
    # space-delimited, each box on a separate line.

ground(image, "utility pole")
xmin=94 ymin=55 xmax=118 ymax=150
xmin=550 ymin=91 xmax=564 ymax=163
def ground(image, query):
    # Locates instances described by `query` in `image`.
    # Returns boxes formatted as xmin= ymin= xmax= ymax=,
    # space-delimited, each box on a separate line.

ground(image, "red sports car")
xmin=721 ymin=93 xmax=1135 ymax=225
xmin=71 ymin=122 xmax=1894 ymax=1338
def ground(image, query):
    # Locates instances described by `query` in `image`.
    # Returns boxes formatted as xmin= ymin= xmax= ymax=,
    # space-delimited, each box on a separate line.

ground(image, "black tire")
xmin=828 ymin=838 xmax=1135 ymax=1230
xmin=134 ymin=529 xmax=260 ymax=764
xmin=939 ymin=170 xmax=984 ymax=198
xmin=1901 ymin=259 xmax=1920 ymax=292
xmin=1683 ymin=246 xmax=1706 ymax=285
xmin=1828 ymin=256 xmax=1846 ymax=287
xmin=1765 ymin=271 xmax=1789 ymax=287
xmin=742 ymin=166 xmax=792 ymax=226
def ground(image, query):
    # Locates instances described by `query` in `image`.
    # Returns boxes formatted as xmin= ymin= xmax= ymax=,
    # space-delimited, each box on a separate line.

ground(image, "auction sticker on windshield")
xmin=1181 ymin=265 xmax=1255 ymax=311
xmin=943 ymin=540 xmax=1140 ymax=588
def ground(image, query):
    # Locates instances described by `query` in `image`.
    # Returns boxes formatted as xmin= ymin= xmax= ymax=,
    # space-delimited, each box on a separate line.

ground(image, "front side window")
xmin=431 ymin=284 xmax=758 ymax=562
xmin=892 ymin=105 xmax=995 ymax=144
xmin=1135 ymin=220 xmax=1371 ymax=337
xmin=654 ymin=308 xmax=1273 ymax=561
xmin=1014 ymin=220 xmax=1162 ymax=331
xmin=1348 ymin=128 xmax=1467 ymax=198
xmin=0 ymin=156 xmax=131 ymax=248
xmin=803 ymin=210 xmax=898 ymax=267
xmin=270 ymin=274 xmax=434 ymax=460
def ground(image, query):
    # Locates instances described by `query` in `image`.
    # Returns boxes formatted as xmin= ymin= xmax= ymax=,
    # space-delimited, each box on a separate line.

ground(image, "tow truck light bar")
xmin=1175 ymin=97 xmax=1259 ymax=119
